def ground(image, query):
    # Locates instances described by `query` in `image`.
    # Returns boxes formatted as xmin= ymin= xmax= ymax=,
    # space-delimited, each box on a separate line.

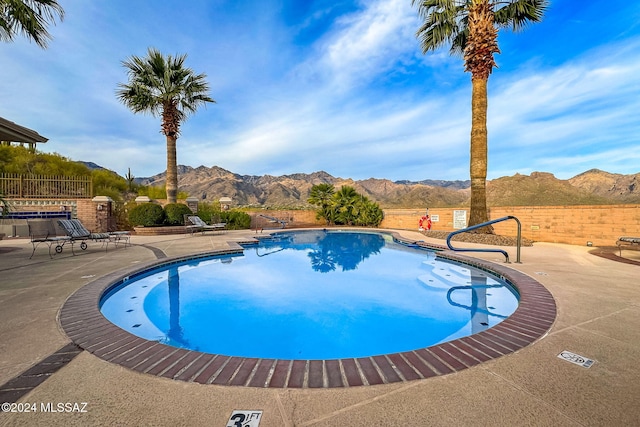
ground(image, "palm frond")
xmin=116 ymin=47 xmax=215 ymax=136
xmin=0 ymin=0 xmax=64 ymax=48
xmin=494 ymin=0 xmax=550 ymax=31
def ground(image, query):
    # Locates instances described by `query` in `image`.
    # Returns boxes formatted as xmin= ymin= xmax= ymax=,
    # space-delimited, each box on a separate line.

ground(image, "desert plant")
xmin=128 ymin=203 xmax=165 ymax=227
xmin=125 ymin=168 xmax=136 ymax=192
xmin=164 ymin=203 xmax=193 ymax=225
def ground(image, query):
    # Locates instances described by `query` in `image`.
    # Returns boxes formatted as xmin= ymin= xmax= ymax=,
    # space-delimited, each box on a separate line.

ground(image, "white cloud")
xmin=296 ymin=0 xmax=421 ymax=92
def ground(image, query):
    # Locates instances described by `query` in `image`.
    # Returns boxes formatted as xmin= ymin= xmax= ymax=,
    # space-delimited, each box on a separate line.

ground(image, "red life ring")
xmin=419 ymin=215 xmax=432 ymax=231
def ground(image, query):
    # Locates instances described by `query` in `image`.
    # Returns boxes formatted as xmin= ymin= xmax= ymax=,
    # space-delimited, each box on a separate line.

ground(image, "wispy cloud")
xmin=1 ymin=0 xmax=638 ymax=181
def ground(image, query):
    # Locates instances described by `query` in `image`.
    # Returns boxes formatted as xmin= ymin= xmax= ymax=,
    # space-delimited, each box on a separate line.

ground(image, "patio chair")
xmin=97 ymin=217 xmax=131 ymax=248
xmin=27 ymin=219 xmax=71 ymax=259
xmin=185 ymin=215 xmax=227 ymax=236
xmin=616 ymin=236 xmax=640 ymax=256
xmin=57 ymin=219 xmax=112 ymax=254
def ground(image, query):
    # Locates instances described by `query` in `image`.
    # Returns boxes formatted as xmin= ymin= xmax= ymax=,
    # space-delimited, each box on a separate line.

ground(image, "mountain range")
xmin=133 ymin=166 xmax=640 ymax=208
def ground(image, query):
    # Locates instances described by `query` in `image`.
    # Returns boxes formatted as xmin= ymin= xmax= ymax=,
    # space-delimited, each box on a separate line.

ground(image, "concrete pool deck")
xmin=0 ymin=229 xmax=639 ymax=426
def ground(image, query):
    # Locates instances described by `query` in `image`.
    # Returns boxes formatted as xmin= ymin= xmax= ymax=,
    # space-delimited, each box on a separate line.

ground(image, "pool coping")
xmin=59 ymin=232 xmax=557 ymax=389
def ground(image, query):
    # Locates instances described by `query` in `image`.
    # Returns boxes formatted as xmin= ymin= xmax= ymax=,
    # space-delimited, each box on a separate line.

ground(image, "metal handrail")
xmin=446 ymin=215 xmax=522 ymax=263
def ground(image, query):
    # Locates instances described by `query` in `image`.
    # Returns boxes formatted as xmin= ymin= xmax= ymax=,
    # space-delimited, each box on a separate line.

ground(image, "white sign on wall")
xmin=453 ymin=210 xmax=467 ymax=229
xmin=431 ymin=215 xmax=439 ymax=222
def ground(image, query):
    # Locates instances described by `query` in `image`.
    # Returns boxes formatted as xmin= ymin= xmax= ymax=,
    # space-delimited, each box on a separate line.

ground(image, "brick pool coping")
xmin=59 ymin=233 xmax=557 ymax=388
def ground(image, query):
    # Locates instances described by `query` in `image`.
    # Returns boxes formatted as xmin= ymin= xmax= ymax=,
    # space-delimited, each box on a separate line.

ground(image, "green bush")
xmin=220 ymin=210 xmax=251 ymax=230
xmin=128 ymin=203 xmax=165 ymax=227
xmin=164 ymin=203 xmax=193 ymax=225
xmin=196 ymin=201 xmax=221 ymax=224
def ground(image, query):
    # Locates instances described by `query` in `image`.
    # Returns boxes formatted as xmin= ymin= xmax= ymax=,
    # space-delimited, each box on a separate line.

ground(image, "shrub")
xmin=164 ymin=203 xmax=193 ymax=225
xmin=196 ymin=201 xmax=219 ymax=224
xmin=128 ymin=203 xmax=165 ymax=227
xmin=220 ymin=210 xmax=251 ymax=230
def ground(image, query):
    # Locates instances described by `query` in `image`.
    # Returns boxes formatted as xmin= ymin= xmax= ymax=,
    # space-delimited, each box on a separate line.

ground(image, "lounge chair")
xmin=617 ymin=236 xmax=640 ymax=256
xmin=97 ymin=217 xmax=131 ymax=248
xmin=57 ymin=219 xmax=112 ymax=254
xmin=28 ymin=219 xmax=71 ymax=259
xmin=185 ymin=215 xmax=227 ymax=236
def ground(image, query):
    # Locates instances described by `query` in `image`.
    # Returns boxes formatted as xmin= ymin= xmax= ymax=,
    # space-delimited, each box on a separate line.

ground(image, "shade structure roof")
xmin=0 ymin=116 xmax=48 ymax=144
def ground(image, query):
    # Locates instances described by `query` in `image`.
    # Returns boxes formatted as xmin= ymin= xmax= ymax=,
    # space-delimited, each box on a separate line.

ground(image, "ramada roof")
xmin=0 ymin=116 xmax=48 ymax=144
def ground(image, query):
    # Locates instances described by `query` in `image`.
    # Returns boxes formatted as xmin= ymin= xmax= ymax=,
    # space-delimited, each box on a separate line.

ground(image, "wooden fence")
xmin=0 ymin=173 xmax=92 ymax=199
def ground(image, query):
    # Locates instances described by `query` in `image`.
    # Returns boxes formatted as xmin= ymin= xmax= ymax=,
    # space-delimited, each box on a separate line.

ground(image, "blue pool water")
xmin=100 ymin=230 xmax=518 ymax=360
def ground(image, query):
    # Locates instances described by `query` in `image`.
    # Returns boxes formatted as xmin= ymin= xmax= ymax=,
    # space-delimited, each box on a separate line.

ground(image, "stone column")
xmin=92 ymin=196 xmax=113 ymax=232
xmin=186 ymin=197 xmax=199 ymax=213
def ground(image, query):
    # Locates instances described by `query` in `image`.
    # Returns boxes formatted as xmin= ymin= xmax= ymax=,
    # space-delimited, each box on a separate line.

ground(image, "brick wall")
xmin=76 ymin=199 xmax=99 ymax=231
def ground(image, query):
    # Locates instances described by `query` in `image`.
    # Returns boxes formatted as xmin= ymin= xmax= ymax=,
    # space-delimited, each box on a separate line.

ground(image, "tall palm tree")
xmin=117 ymin=48 xmax=215 ymax=203
xmin=0 ymin=0 xmax=64 ymax=48
xmin=413 ymin=0 xmax=548 ymax=231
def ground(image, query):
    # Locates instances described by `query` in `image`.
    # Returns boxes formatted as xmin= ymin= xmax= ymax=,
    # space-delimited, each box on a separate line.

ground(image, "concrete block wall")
xmin=489 ymin=205 xmax=640 ymax=246
xmin=382 ymin=205 xmax=640 ymax=246
xmin=249 ymin=210 xmax=324 ymax=229
xmin=263 ymin=205 xmax=640 ymax=246
xmin=5 ymin=198 xmax=639 ymax=246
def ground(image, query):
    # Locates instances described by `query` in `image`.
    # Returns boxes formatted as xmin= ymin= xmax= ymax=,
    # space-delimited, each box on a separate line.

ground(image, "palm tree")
xmin=117 ymin=48 xmax=215 ymax=203
xmin=413 ymin=0 xmax=548 ymax=231
xmin=308 ymin=183 xmax=335 ymax=224
xmin=333 ymin=185 xmax=359 ymax=226
xmin=0 ymin=0 xmax=64 ymax=48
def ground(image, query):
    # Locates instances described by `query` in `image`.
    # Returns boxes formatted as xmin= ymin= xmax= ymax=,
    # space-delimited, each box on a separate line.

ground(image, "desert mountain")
xmin=568 ymin=169 xmax=640 ymax=203
xmin=137 ymin=165 xmax=640 ymax=208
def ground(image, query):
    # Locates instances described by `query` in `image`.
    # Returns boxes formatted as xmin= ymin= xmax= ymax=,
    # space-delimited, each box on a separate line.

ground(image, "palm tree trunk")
xmin=469 ymin=76 xmax=493 ymax=232
xmin=166 ymin=135 xmax=178 ymax=204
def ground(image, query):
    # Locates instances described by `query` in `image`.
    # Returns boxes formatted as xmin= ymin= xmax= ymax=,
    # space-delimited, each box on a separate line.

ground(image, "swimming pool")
xmin=100 ymin=230 xmax=518 ymax=360
xmin=60 ymin=229 xmax=556 ymax=388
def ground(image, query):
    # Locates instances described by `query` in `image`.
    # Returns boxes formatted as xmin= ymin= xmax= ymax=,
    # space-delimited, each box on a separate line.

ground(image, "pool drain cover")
xmin=226 ymin=410 xmax=263 ymax=427
xmin=558 ymin=350 xmax=594 ymax=368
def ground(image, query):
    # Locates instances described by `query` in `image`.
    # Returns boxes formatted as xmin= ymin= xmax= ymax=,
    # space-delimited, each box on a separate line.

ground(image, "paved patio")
xmin=0 ymin=229 xmax=638 ymax=426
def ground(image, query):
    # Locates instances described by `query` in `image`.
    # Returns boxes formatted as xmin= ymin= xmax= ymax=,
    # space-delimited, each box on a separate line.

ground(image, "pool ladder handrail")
xmin=446 ymin=215 xmax=522 ymax=263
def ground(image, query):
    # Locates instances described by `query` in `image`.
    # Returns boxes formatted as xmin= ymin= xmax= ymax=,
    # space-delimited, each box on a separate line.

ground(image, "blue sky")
xmin=1 ymin=0 xmax=639 ymax=181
